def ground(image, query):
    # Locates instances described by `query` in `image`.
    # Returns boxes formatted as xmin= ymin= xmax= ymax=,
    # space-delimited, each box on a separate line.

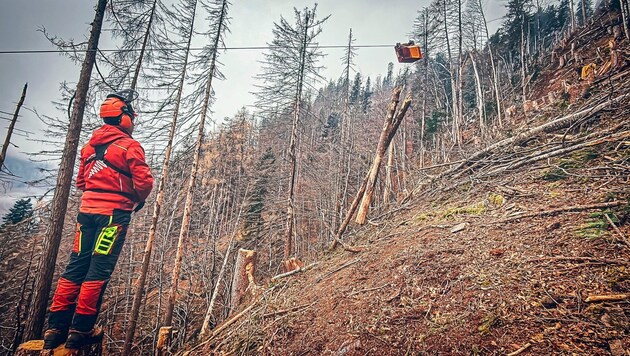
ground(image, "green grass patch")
xmin=542 ymin=150 xmax=599 ymax=181
xmin=488 ymin=193 xmax=505 ymax=206
xmin=441 ymin=201 xmax=486 ymax=218
xmin=575 ymin=210 xmax=619 ymax=240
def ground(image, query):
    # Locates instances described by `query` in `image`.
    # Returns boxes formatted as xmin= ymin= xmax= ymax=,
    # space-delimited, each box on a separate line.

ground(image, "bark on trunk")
xmin=23 ymin=0 xmax=107 ymax=340
xmin=382 ymin=144 xmax=395 ymax=206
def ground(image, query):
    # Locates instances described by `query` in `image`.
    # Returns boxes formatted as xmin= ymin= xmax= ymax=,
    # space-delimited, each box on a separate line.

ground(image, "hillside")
xmin=186 ymin=10 xmax=630 ymax=356
xmin=3 ymin=1 xmax=630 ymax=355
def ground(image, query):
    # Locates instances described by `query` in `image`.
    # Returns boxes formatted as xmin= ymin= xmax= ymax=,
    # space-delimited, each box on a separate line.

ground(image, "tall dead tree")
xmin=122 ymin=0 xmax=198 ymax=353
xmin=0 ymin=84 xmax=27 ymax=169
xmin=23 ymin=0 xmax=107 ymax=341
xmin=163 ymin=0 xmax=230 ymax=329
xmin=284 ymin=10 xmax=312 ymax=262
xmin=254 ymin=6 xmax=329 ymax=262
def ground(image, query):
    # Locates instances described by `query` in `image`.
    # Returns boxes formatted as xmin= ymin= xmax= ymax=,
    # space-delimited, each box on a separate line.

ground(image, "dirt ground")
xmin=197 ymin=159 xmax=629 ymax=355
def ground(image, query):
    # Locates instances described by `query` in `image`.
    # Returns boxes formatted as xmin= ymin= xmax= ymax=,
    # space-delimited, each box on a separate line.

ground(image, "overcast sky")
xmin=0 ymin=0 xmax=506 ymax=212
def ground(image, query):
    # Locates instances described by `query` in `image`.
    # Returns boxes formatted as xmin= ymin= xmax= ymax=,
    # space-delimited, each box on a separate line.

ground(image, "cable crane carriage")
xmin=395 ymin=41 xmax=423 ymax=63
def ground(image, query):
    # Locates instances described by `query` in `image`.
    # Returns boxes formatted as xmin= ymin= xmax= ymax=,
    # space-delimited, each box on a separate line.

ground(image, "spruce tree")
xmin=2 ymin=198 xmax=33 ymax=226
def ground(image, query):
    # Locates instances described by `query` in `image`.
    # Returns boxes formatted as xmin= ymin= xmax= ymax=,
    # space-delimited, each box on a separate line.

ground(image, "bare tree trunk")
xmin=23 ymin=0 xmax=107 ymax=340
xmin=199 ymin=238 xmax=233 ymax=338
xmin=470 ymin=52 xmax=485 ymax=133
xmin=129 ymin=0 xmax=157 ymax=91
xmin=478 ymin=0 xmax=502 ymax=126
xmin=122 ymin=2 xmax=197 ymax=354
xmin=456 ymin=0 xmax=464 ymax=144
xmin=443 ymin=1 xmax=458 ymax=145
xmin=520 ymin=17 xmax=527 ymax=105
xmin=421 ymin=10 xmax=429 ymax=166
xmin=0 ymin=83 xmax=27 ymax=169
xmin=285 ymin=10 xmax=311 ymax=261
xmin=163 ymin=0 xmax=228 ymax=329
xmin=570 ymin=0 xmax=576 ymax=31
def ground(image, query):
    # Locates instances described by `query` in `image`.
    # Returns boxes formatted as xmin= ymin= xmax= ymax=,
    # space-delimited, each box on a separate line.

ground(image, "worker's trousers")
xmin=48 ymin=210 xmax=130 ymax=332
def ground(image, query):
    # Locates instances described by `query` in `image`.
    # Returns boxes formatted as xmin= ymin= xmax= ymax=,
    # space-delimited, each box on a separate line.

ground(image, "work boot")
xmin=43 ymin=328 xmax=68 ymax=349
xmin=65 ymin=327 xmax=104 ymax=350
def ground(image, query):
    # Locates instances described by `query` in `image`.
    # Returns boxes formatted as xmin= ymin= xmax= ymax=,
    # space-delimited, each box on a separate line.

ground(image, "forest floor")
xmin=187 ymin=12 xmax=630 ymax=356
xmin=198 ymin=166 xmax=629 ymax=355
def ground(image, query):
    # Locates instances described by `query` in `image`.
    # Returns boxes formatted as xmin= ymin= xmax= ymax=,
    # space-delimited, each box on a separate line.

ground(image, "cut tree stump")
xmin=231 ymin=249 xmax=258 ymax=309
xmin=17 ymin=339 xmax=102 ymax=356
xmin=156 ymin=326 xmax=172 ymax=356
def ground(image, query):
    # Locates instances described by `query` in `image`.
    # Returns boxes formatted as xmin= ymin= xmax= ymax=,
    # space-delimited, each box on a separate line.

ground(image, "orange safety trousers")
xmin=48 ymin=210 xmax=130 ymax=332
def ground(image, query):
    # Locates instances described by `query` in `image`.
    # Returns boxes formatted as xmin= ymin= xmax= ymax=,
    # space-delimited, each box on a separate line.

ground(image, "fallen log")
xmin=528 ymin=256 xmax=629 ymax=265
xmin=491 ymin=201 xmax=625 ymax=223
xmin=271 ymin=262 xmax=319 ymax=282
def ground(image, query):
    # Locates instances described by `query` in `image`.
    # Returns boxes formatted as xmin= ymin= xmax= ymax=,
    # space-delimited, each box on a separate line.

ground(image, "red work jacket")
xmin=76 ymin=125 xmax=154 ymax=215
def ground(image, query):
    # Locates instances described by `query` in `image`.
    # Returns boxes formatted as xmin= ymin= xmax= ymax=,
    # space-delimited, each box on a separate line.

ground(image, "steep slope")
xmin=186 ymin=11 xmax=630 ymax=356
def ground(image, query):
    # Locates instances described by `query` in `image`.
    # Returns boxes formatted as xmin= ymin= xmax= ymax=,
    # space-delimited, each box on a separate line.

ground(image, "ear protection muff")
xmin=100 ymin=94 xmax=136 ymax=130
xmin=118 ymin=102 xmax=136 ymax=131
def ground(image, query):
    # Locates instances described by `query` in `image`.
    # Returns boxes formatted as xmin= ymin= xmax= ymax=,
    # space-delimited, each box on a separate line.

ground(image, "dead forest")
xmin=1 ymin=0 xmax=630 ymax=354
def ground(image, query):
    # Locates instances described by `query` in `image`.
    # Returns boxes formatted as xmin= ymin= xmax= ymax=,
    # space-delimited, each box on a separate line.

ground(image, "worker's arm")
xmin=126 ymin=141 xmax=154 ymax=202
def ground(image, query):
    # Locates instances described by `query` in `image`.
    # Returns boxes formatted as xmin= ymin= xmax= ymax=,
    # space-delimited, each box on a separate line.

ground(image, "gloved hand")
xmin=133 ymin=201 xmax=145 ymax=213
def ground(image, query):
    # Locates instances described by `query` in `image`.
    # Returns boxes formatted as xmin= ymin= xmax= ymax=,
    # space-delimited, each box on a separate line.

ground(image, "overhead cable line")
xmin=0 ymin=44 xmax=394 ymax=55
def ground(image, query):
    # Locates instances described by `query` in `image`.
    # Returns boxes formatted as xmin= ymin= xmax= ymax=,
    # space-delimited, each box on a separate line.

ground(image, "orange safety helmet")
xmin=100 ymin=90 xmax=138 ymax=132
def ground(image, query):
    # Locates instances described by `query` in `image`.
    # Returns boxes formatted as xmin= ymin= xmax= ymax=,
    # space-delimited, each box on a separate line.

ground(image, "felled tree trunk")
xmin=355 ymin=89 xmax=412 ymax=225
xmin=230 ymin=249 xmax=257 ymax=310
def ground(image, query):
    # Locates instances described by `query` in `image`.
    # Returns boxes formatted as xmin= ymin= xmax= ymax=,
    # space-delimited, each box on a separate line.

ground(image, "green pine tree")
xmin=2 ymin=198 xmax=33 ymax=226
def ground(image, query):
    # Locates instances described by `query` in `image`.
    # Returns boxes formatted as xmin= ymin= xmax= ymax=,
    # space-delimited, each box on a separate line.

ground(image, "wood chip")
xmin=450 ymin=223 xmax=467 ymax=233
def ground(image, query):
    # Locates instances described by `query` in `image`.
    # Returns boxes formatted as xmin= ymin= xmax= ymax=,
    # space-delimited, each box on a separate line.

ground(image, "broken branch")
xmin=585 ymin=294 xmax=629 ymax=302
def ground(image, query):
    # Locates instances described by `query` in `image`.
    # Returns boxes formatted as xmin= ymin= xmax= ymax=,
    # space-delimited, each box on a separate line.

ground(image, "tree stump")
xmin=230 ymin=249 xmax=258 ymax=309
xmin=156 ymin=326 xmax=172 ymax=356
xmin=17 ymin=339 xmax=102 ymax=356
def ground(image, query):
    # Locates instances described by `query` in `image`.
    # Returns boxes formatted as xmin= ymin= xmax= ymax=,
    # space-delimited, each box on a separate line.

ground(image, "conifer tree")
xmin=122 ymin=0 xmax=199 ymax=353
xmin=254 ymin=6 xmax=329 ymax=261
xmin=1 ymin=198 xmax=33 ymax=226
xmin=163 ymin=0 xmax=230 ymax=330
